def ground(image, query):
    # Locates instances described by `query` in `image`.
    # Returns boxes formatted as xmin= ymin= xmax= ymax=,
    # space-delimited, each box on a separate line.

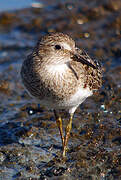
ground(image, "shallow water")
xmin=0 ymin=0 xmax=121 ymax=179
xmin=0 ymin=0 xmax=40 ymax=12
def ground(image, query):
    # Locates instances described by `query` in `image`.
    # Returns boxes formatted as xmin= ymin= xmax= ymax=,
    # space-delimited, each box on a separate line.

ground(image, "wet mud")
xmin=0 ymin=0 xmax=121 ymax=179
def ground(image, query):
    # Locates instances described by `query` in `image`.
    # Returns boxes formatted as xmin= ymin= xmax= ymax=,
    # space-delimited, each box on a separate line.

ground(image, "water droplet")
xmin=66 ymin=3 xmax=74 ymax=10
xmin=101 ymin=104 xmax=105 ymax=109
xmin=84 ymin=32 xmax=90 ymax=38
xmin=77 ymin=19 xmax=84 ymax=25
xmin=31 ymin=2 xmax=44 ymax=8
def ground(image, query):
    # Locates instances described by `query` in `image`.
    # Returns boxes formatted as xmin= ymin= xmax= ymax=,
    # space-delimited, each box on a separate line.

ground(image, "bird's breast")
xmin=38 ymin=63 xmax=80 ymax=101
xmin=46 ymin=64 xmax=68 ymax=77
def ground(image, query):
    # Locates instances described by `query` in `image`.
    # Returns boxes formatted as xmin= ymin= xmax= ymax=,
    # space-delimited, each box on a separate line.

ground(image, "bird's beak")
xmin=71 ymin=48 xmax=97 ymax=69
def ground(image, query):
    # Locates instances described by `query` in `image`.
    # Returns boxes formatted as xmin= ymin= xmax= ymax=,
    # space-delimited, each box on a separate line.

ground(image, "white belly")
xmin=65 ymin=87 xmax=93 ymax=113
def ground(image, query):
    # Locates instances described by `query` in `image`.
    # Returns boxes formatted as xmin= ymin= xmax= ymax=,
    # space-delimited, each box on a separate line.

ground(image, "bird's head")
xmin=33 ymin=32 xmax=99 ymax=69
xmin=34 ymin=32 xmax=75 ymax=65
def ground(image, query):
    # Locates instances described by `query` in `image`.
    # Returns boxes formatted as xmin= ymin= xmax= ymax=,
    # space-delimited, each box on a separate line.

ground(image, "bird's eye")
xmin=55 ymin=45 xmax=61 ymax=50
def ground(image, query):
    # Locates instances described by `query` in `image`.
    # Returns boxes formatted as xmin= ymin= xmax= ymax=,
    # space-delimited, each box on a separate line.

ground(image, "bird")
xmin=21 ymin=32 xmax=102 ymax=157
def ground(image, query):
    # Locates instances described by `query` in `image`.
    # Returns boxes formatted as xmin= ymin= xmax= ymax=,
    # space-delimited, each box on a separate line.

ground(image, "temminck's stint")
xmin=21 ymin=33 xmax=102 ymax=157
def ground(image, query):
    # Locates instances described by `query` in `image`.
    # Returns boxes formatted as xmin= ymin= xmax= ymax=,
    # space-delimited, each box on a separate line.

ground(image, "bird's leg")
xmin=53 ymin=110 xmax=64 ymax=147
xmin=63 ymin=113 xmax=73 ymax=157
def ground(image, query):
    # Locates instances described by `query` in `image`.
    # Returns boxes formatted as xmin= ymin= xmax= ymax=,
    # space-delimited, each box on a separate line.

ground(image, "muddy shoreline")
xmin=0 ymin=0 xmax=121 ymax=179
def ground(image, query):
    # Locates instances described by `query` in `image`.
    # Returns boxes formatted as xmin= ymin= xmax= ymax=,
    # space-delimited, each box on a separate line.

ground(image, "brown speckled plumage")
xmin=21 ymin=33 xmax=102 ymax=107
xmin=21 ymin=33 xmax=102 ymax=156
